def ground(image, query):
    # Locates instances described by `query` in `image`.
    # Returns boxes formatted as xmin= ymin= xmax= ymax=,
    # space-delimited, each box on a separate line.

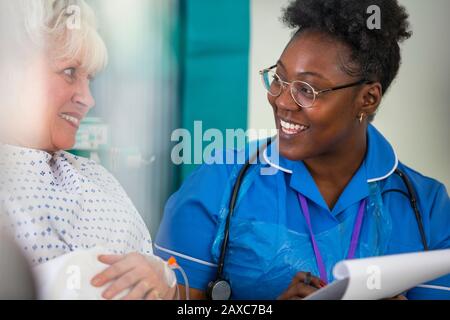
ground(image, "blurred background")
xmin=71 ymin=0 xmax=448 ymax=237
xmin=79 ymin=0 xmax=180 ymax=237
xmin=78 ymin=0 xmax=251 ymax=237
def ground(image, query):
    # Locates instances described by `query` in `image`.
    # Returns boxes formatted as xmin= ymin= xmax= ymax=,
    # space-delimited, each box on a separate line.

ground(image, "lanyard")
xmin=297 ymin=193 xmax=366 ymax=284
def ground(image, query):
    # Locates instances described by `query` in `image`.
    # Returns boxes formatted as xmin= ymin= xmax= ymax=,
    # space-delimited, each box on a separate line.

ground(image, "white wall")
xmin=90 ymin=0 xmax=179 ymax=237
xmin=248 ymin=0 xmax=450 ymax=190
xmin=248 ymin=0 xmax=292 ymax=135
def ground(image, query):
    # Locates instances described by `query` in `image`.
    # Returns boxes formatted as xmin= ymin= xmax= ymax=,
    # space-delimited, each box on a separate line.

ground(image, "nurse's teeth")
xmin=280 ymin=119 xmax=309 ymax=134
xmin=59 ymin=114 xmax=79 ymax=126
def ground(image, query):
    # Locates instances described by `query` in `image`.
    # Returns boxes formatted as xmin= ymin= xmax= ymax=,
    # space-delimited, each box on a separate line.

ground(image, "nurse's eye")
xmin=295 ymin=83 xmax=315 ymax=98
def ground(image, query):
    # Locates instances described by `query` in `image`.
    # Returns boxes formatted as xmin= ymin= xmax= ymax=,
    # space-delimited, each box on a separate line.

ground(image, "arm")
xmin=154 ymin=160 xmax=234 ymax=300
xmin=408 ymin=182 xmax=450 ymax=299
xmin=91 ymin=252 xmax=178 ymax=300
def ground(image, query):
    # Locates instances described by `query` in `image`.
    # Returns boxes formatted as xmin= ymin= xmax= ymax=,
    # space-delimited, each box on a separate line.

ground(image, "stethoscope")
xmin=206 ymin=138 xmax=428 ymax=300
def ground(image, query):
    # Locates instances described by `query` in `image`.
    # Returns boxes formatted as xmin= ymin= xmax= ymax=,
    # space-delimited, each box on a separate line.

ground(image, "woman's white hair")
xmin=5 ymin=0 xmax=108 ymax=75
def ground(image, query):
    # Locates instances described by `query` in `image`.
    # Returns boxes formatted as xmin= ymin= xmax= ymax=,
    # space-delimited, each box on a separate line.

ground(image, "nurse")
xmin=155 ymin=0 xmax=450 ymax=300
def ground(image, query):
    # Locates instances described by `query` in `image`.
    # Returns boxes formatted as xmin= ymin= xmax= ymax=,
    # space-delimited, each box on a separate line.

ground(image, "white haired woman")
xmin=0 ymin=0 xmax=176 ymax=300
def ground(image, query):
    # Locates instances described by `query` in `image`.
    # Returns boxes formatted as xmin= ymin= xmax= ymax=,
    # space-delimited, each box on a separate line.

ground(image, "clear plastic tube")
xmin=168 ymin=257 xmax=190 ymax=300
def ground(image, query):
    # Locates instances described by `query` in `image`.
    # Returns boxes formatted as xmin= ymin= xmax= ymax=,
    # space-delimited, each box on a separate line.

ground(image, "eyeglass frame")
xmin=259 ymin=65 xmax=373 ymax=108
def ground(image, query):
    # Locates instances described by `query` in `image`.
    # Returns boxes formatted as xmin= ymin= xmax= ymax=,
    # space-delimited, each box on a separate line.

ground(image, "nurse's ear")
xmin=356 ymin=82 xmax=382 ymax=119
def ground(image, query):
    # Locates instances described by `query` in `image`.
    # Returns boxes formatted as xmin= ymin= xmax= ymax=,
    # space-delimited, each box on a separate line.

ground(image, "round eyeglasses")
xmin=260 ymin=65 xmax=371 ymax=108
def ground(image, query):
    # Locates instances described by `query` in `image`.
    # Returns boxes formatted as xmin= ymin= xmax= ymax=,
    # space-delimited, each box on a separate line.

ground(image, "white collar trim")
xmin=367 ymin=148 xmax=399 ymax=183
xmin=263 ymin=147 xmax=292 ymax=174
xmin=262 ymin=144 xmax=399 ymax=182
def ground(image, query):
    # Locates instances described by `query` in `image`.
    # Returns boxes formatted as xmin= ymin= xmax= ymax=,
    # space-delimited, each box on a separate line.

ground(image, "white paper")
xmin=305 ymin=249 xmax=450 ymax=300
xmin=32 ymin=247 xmax=129 ymax=300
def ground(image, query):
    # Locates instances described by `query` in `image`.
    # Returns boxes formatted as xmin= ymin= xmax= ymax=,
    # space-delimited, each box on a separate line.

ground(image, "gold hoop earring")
xmin=359 ymin=113 xmax=365 ymax=123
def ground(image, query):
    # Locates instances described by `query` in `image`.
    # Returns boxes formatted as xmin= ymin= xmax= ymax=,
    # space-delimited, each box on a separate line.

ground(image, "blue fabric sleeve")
xmin=154 ymin=157 xmax=235 ymax=291
xmin=408 ymin=180 xmax=450 ymax=299
xmin=428 ymin=183 xmax=450 ymax=250
xmin=406 ymin=274 xmax=450 ymax=300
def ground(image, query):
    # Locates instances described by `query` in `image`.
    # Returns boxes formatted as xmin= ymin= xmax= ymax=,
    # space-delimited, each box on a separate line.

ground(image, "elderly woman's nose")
xmin=73 ymin=79 xmax=95 ymax=109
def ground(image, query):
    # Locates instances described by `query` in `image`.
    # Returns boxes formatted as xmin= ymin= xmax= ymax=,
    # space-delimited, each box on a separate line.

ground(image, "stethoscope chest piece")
xmin=207 ymin=279 xmax=232 ymax=300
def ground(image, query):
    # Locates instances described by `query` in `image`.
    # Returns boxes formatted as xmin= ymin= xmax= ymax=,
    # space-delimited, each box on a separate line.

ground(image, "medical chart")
xmin=305 ymin=249 xmax=450 ymax=300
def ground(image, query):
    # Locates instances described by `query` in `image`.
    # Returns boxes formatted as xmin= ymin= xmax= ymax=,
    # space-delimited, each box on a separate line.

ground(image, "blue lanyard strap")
xmin=297 ymin=193 xmax=366 ymax=284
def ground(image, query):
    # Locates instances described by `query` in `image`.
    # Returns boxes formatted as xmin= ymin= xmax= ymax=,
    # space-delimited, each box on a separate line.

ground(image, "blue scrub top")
xmin=155 ymin=124 xmax=450 ymax=300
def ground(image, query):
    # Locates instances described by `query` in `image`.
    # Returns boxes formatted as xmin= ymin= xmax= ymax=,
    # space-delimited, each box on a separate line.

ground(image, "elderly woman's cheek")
xmin=9 ymin=63 xmax=54 ymax=147
xmin=50 ymin=112 xmax=78 ymax=150
xmin=46 ymin=98 xmax=77 ymax=150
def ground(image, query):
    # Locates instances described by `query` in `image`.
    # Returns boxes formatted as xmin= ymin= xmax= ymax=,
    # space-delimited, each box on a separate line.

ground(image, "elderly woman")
xmin=155 ymin=0 xmax=450 ymax=300
xmin=0 ymin=0 xmax=176 ymax=300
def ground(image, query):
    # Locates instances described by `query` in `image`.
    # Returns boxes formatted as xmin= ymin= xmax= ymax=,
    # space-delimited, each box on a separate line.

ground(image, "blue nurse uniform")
xmin=155 ymin=124 xmax=450 ymax=299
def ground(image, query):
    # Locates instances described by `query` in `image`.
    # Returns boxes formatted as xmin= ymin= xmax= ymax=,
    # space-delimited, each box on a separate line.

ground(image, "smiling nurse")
xmin=155 ymin=0 xmax=450 ymax=300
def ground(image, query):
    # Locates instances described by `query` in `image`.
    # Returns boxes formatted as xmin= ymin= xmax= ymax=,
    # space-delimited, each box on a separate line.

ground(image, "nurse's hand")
xmin=384 ymin=294 xmax=408 ymax=300
xmin=91 ymin=252 xmax=177 ymax=300
xmin=278 ymin=272 xmax=326 ymax=300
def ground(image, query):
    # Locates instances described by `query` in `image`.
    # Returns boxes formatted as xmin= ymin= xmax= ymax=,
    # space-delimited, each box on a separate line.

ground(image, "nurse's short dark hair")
xmin=282 ymin=0 xmax=412 ymax=101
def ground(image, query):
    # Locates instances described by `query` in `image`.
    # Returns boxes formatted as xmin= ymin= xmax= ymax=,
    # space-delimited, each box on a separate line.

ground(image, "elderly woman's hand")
xmin=91 ymin=252 xmax=177 ymax=300
xmin=278 ymin=272 xmax=326 ymax=300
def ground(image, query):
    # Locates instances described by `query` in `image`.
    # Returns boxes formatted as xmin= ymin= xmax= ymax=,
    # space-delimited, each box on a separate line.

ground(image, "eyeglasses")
xmin=260 ymin=65 xmax=371 ymax=109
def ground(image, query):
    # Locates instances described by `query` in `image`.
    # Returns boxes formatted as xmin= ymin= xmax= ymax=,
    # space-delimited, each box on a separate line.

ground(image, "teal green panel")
xmin=179 ymin=0 xmax=251 ymax=183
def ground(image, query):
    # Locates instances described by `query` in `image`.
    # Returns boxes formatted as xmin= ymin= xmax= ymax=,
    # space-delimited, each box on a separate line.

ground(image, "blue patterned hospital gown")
xmin=0 ymin=145 xmax=153 ymax=266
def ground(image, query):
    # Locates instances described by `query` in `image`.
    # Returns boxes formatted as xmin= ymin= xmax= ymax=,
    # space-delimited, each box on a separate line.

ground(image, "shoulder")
xmin=395 ymin=162 xmax=449 ymax=247
xmin=57 ymin=151 xmax=120 ymax=186
xmin=395 ymin=162 xmax=448 ymax=201
xmin=57 ymin=152 xmax=134 ymax=203
xmin=166 ymin=149 xmax=239 ymax=218
xmin=175 ymin=143 xmax=260 ymax=194
xmin=170 ymin=140 xmax=269 ymax=205
xmin=163 ymin=140 xmax=270 ymax=227
xmin=184 ymin=138 xmax=270 ymax=180
xmin=381 ymin=161 xmax=449 ymax=229
xmin=57 ymin=151 xmax=100 ymax=171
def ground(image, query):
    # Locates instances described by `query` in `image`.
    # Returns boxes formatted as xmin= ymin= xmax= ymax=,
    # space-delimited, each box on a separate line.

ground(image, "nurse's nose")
xmin=274 ymin=84 xmax=300 ymax=112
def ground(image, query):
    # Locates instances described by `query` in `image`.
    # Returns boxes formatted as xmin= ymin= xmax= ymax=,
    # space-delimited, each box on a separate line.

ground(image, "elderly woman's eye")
xmin=63 ymin=68 xmax=76 ymax=78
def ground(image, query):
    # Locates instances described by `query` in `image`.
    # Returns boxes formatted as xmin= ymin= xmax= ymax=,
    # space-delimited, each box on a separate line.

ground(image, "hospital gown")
xmin=0 ymin=144 xmax=153 ymax=266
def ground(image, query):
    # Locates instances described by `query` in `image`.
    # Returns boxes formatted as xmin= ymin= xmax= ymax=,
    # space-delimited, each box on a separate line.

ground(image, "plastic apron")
xmin=211 ymin=160 xmax=393 ymax=300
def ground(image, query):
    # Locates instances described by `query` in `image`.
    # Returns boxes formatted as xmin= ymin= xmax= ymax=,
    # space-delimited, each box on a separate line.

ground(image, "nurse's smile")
xmin=278 ymin=117 xmax=310 ymax=137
